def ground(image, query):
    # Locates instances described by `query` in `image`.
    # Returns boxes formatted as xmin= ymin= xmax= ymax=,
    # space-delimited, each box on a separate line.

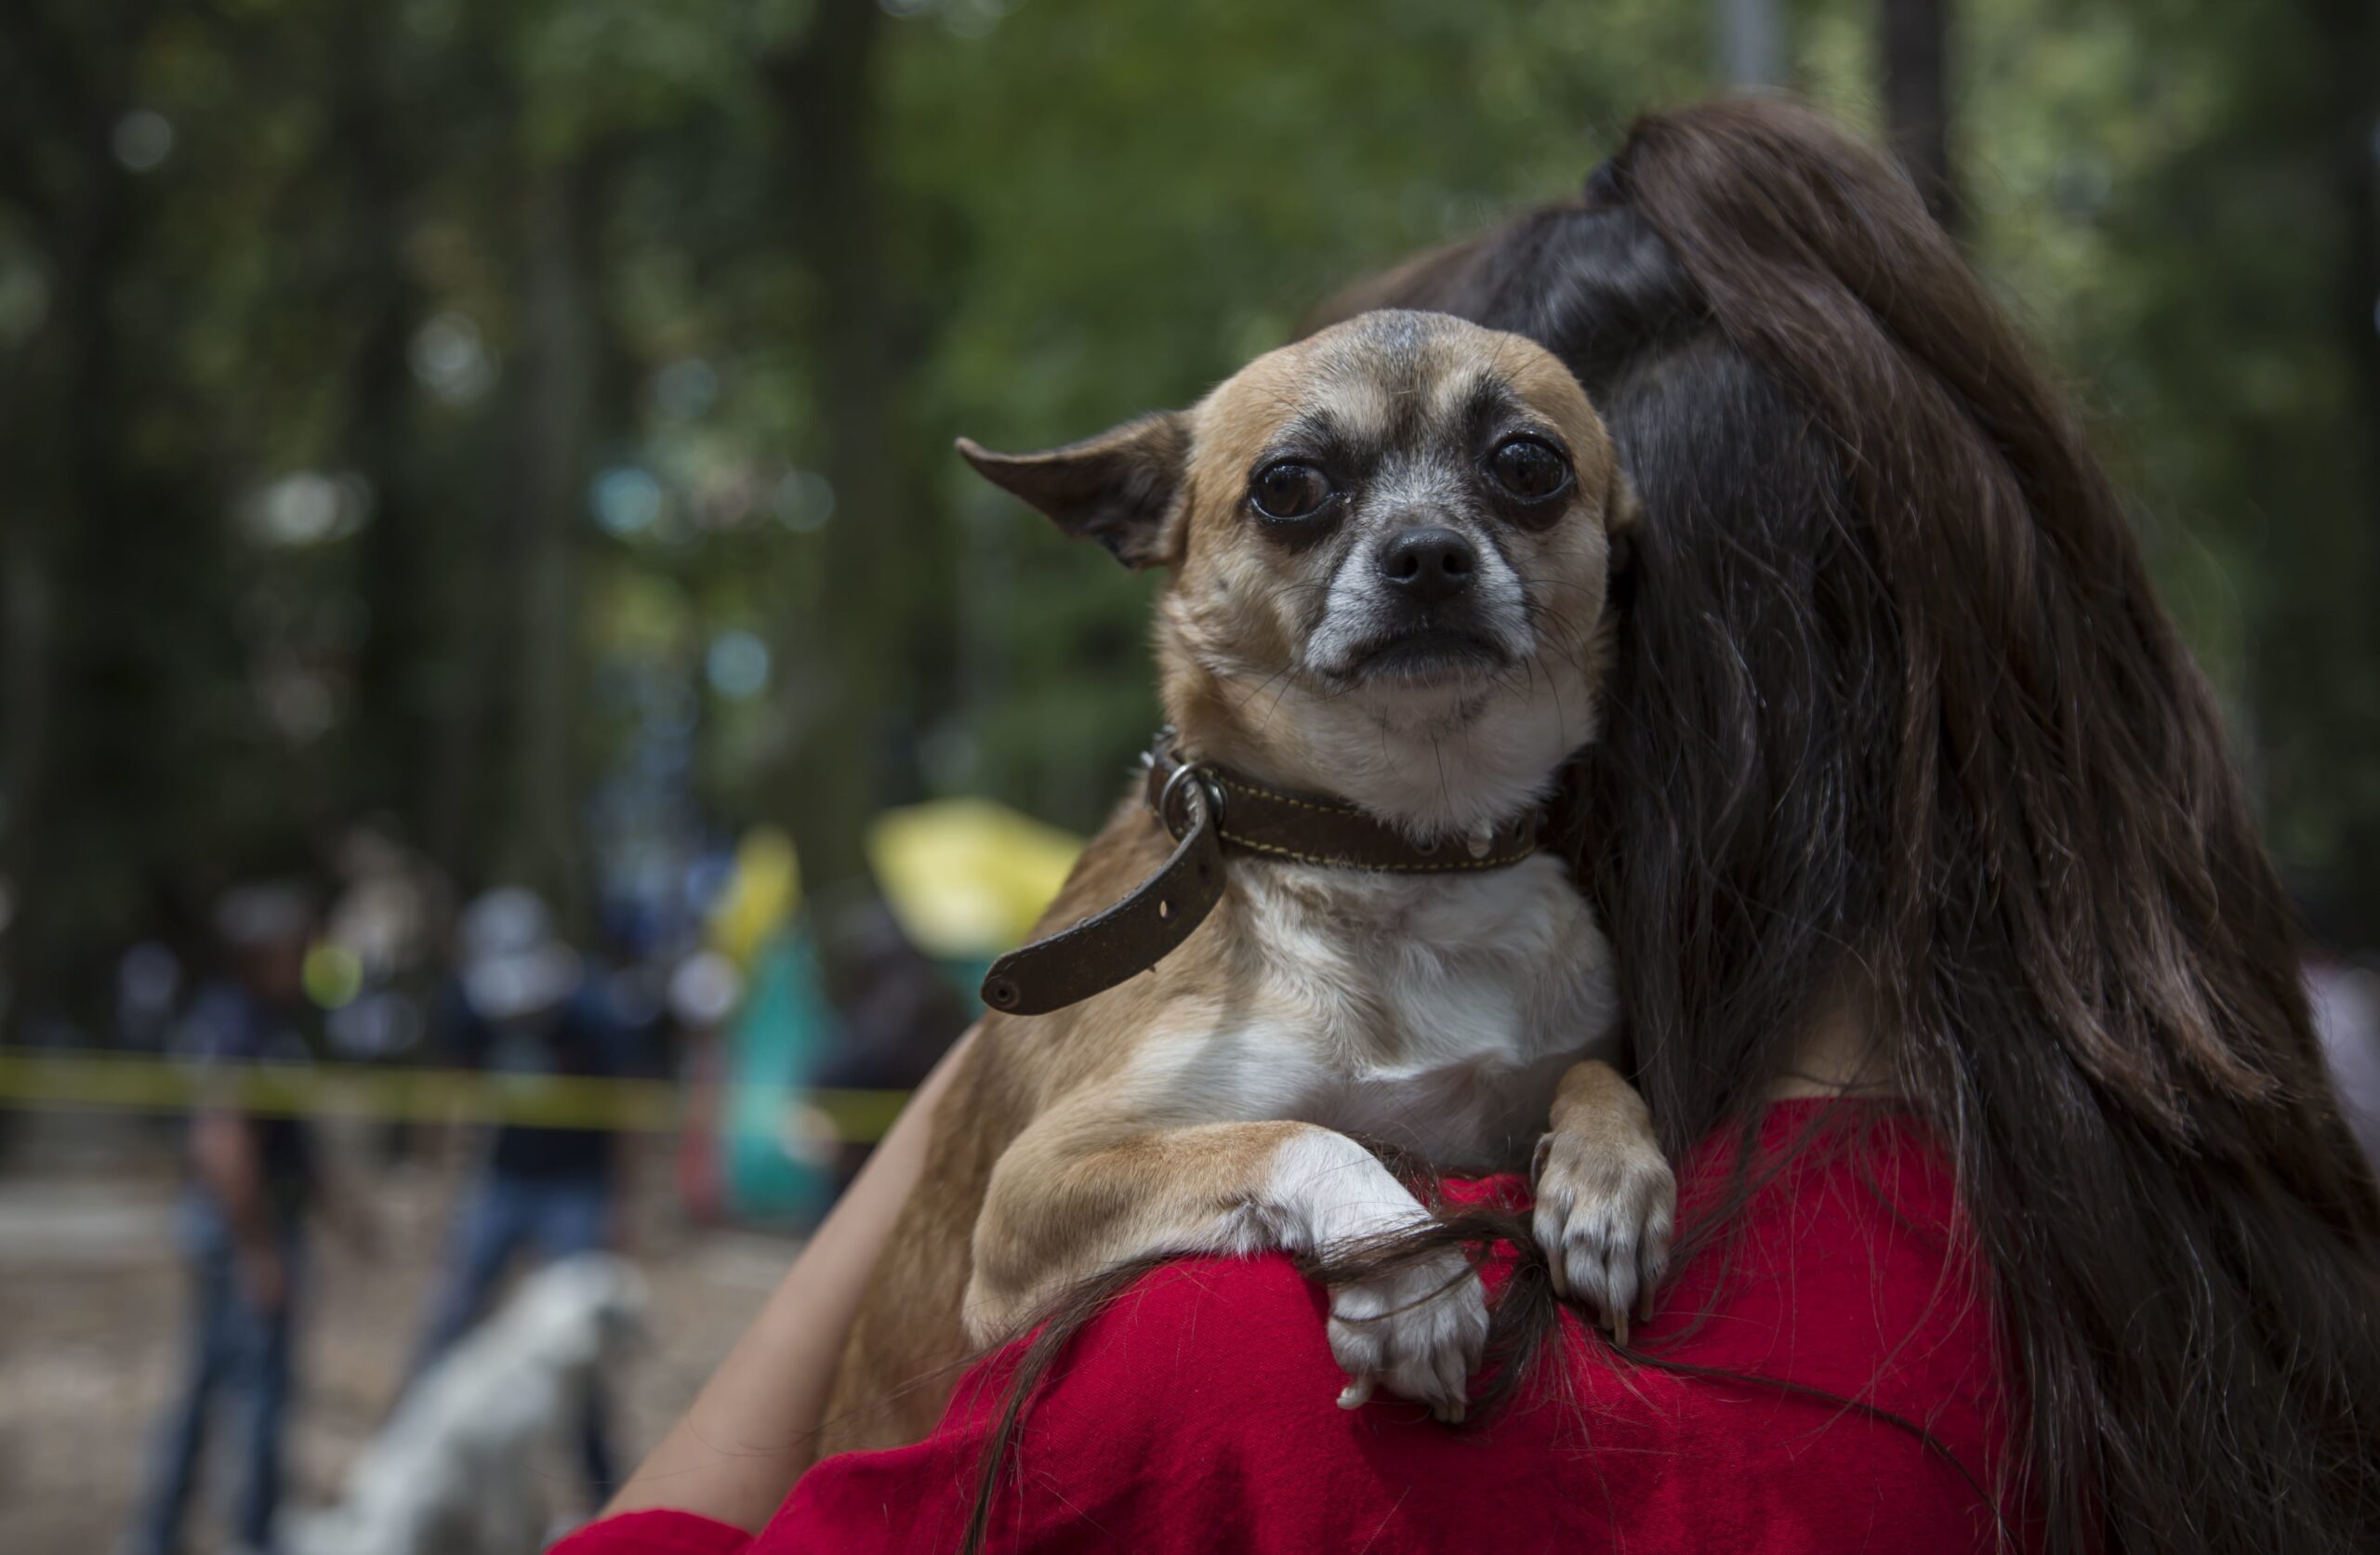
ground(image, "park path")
xmin=0 ymin=1114 xmax=782 ymax=1554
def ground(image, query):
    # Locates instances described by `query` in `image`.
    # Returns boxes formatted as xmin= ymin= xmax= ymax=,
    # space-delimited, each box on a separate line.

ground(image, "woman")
xmin=569 ymin=99 xmax=2380 ymax=1554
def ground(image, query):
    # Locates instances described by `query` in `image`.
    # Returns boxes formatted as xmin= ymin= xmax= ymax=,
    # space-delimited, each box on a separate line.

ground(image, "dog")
xmin=825 ymin=309 xmax=1673 ymax=1451
xmin=284 ymin=1253 xmax=647 ymax=1555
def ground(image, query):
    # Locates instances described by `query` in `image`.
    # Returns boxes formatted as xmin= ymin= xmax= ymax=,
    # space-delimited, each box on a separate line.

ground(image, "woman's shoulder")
xmin=770 ymin=1100 xmax=2019 ymax=1554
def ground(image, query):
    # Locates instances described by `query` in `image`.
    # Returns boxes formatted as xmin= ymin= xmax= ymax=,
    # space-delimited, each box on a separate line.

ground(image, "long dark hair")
xmin=1315 ymin=98 xmax=2380 ymax=1554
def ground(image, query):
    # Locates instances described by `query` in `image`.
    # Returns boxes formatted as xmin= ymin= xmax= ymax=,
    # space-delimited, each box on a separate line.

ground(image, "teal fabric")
xmin=721 ymin=929 xmax=835 ymax=1225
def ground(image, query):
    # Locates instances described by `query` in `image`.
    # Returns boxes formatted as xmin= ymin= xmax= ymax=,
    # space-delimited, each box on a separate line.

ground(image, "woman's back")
xmin=565 ymin=1101 xmax=2021 ymax=1554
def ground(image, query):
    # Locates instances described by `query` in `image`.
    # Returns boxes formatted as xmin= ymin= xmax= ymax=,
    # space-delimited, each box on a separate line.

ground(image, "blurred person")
xmin=323 ymin=824 xmax=450 ymax=1166
xmin=666 ymin=948 xmax=742 ymax=1223
xmin=406 ymin=887 xmax=639 ymax=1507
xmin=114 ymin=938 xmax=185 ymax=1052
xmin=322 ymin=824 xmax=444 ymax=1065
xmin=2308 ymin=956 xmax=2380 ymax=1170
xmin=2299 ymin=887 xmax=2380 ymax=1172
xmin=809 ymin=895 xmax=969 ymax=1195
xmin=129 ymin=882 xmax=323 ymax=1555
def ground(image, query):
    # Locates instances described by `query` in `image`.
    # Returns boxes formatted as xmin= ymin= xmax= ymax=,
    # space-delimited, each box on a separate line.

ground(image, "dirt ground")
xmin=0 ymin=1108 xmax=795 ymax=1555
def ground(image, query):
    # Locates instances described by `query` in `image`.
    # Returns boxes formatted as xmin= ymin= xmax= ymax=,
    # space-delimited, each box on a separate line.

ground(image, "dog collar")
xmin=979 ymin=729 xmax=1545 ymax=1017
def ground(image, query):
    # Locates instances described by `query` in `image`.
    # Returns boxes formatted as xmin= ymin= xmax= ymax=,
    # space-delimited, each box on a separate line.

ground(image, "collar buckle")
xmin=1155 ymin=758 xmax=1225 ymax=842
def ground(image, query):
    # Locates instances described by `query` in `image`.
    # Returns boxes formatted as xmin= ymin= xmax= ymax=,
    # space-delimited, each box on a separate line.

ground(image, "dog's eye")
xmin=1488 ymin=437 xmax=1573 ymax=502
xmin=1250 ymin=461 xmax=1333 ymax=521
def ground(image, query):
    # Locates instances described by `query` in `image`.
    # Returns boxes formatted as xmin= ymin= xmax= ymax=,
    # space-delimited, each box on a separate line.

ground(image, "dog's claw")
xmin=1530 ymin=1126 xmax=1675 ymax=1345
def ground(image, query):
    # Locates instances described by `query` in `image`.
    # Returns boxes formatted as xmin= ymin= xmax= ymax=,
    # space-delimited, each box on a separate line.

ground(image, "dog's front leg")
xmin=1530 ymin=1058 xmax=1676 ymax=1343
xmin=971 ymin=1107 xmax=1488 ymax=1421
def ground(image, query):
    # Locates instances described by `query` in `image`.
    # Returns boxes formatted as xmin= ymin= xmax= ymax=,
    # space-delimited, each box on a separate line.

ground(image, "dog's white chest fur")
xmin=1190 ymin=852 xmax=1620 ymax=1172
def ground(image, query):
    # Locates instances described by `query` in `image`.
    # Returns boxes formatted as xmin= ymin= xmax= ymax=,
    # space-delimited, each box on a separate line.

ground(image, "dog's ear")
xmin=957 ymin=413 xmax=1186 ymax=570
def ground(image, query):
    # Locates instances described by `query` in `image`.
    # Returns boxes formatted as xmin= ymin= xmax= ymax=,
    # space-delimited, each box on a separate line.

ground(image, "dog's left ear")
xmin=957 ymin=413 xmax=1186 ymax=570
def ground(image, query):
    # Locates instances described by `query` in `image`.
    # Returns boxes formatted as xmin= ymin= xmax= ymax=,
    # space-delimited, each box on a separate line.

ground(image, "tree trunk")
xmin=0 ymin=46 xmax=136 ymax=1041
xmin=1879 ymin=0 xmax=1959 ymax=232
xmin=496 ymin=152 xmax=605 ymax=916
xmin=2312 ymin=0 xmax=2380 ymax=928
xmin=2319 ymin=0 xmax=2378 ymax=499
xmin=1715 ymin=0 xmax=1784 ymax=90
xmin=329 ymin=2 xmax=435 ymax=846
xmin=760 ymin=0 xmax=927 ymax=902
xmin=0 ymin=497 xmax=59 ymax=1041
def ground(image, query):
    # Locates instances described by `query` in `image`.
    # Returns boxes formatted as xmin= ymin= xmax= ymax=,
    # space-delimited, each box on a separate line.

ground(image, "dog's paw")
xmin=1530 ymin=1126 xmax=1675 ymax=1344
xmin=1326 ymin=1249 xmax=1489 ymax=1423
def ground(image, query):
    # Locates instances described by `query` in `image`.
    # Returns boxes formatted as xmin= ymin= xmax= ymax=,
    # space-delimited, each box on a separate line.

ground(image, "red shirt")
xmin=559 ymin=1100 xmax=2024 ymax=1554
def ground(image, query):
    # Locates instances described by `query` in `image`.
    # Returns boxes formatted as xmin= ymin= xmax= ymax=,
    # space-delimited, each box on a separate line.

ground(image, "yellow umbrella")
xmin=866 ymin=798 xmax=1084 ymax=959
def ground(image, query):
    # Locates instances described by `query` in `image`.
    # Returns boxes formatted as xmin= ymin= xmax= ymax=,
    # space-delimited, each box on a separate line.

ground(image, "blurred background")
xmin=1 ymin=0 xmax=2376 ymax=1551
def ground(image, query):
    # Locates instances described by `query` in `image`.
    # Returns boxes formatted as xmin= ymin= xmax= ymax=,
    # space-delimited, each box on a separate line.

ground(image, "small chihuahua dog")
xmin=826 ymin=310 xmax=1673 ymax=1450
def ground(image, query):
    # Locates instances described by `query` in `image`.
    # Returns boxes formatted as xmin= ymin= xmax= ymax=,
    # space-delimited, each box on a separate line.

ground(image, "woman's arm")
xmin=602 ymin=1025 xmax=975 ymax=1531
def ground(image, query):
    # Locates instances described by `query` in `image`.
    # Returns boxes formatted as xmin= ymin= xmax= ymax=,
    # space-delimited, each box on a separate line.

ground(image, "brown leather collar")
xmin=980 ymin=730 xmax=1543 ymax=1017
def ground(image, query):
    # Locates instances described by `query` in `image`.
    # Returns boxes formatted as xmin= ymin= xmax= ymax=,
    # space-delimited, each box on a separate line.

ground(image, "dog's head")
xmin=962 ymin=310 xmax=1633 ymax=837
xmin=504 ymin=1251 xmax=649 ymax=1372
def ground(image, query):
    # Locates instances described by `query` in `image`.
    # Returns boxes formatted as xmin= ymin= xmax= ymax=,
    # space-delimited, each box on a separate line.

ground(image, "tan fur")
xmin=823 ymin=313 xmax=1666 ymax=1452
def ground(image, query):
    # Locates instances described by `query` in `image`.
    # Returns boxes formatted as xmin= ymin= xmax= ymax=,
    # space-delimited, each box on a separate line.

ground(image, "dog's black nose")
xmin=1378 ymin=527 xmax=1478 ymax=605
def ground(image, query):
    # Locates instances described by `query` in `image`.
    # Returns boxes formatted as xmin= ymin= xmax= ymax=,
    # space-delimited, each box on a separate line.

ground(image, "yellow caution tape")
xmin=0 ymin=1049 xmax=910 ymax=1140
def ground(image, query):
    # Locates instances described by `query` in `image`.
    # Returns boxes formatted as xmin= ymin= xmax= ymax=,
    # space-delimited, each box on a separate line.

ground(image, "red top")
xmin=557 ymin=1100 xmax=2026 ymax=1555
